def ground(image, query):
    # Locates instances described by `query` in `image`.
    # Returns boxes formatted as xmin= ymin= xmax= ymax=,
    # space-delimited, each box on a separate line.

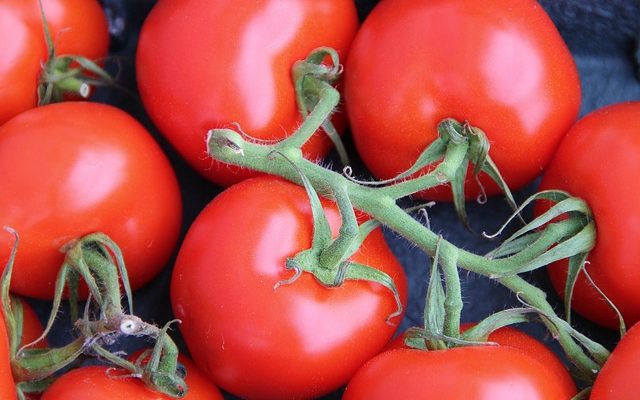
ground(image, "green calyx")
xmin=272 ymin=152 xmax=403 ymax=325
xmin=92 ymin=321 xmax=188 ymax=398
xmin=341 ymin=117 xmax=519 ymax=229
xmin=36 ymin=0 xmax=113 ymax=105
xmin=1 ymin=228 xmax=86 ymax=392
xmin=1 ymin=228 xmax=186 ymax=397
xmin=140 ymin=321 xmax=187 ymax=398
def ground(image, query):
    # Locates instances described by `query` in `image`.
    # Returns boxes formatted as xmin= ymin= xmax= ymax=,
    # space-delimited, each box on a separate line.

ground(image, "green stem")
xmin=319 ymin=182 xmax=359 ymax=268
xmin=378 ymin=141 xmax=469 ymax=200
xmin=81 ymin=249 xmax=124 ymax=317
xmin=277 ymin=81 xmax=340 ymax=150
xmin=12 ymin=338 xmax=85 ymax=382
xmin=53 ymin=75 xmax=90 ymax=98
xmin=439 ymin=243 xmax=462 ymax=339
xmin=207 ymin=130 xmax=600 ymax=377
xmin=498 ymin=274 xmax=600 ymax=377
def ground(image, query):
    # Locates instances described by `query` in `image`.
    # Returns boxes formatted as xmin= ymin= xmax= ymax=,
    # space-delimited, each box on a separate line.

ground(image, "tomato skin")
xmin=537 ymin=102 xmax=640 ymax=328
xmin=41 ymin=357 xmax=224 ymax=400
xmin=344 ymin=0 xmax=580 ymax=200
xmin=171 ymin=177 xmax=408 ymax=399
xmin=388 ymin=324 xmax=576 ymax=395
xmin=343 ymin=347 xmax=576 ymax=400
xmin=136 ymin=0 xmax=359 ymax=187
xmin=0 ymin=102 xmax=182 ymax=299
xmin=0 ymin=0 xmax=109 ymax=125
xmin=591 ymin=322 xmax=640 ymax=399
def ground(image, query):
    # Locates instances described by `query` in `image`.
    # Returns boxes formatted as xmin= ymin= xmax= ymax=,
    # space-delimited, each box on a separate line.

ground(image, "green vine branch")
xmin=205 ymin=47 xmax=603 ymax=383
xmin=1 ymin=228 xmax=186 ymax=397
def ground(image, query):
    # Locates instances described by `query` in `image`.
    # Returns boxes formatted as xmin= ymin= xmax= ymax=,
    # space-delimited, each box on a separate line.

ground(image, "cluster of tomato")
xmin=0 ymin=0 xmax=639 ymax=399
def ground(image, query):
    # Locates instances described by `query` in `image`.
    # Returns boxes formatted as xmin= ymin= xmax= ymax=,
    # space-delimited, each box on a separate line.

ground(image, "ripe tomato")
xmin=171 ymin=177 xmax=408 ymax=399
xmin=41 ymin=357 xmax=223 ymax=399
xmin=136 ymin=0 xmax=359 ymax=187
xmin=0 ymin=0 xmax=109 ymax=125
xmin=344 ymin=0 xmax=580 ymax=200
xmin=0 ymin=102 xmax=182 ymax=299
xmin=0 ymin=312 xmax=16 ymax=399
xmin=537 ymin=102 xmax=640 ymax=328
xmin=591 ymin=322 xmax=640 ymax=399
xmin=343 ymin=346 xmax=576 ymax=400
xmin=388 ymin=324 xmax=576 ymax=395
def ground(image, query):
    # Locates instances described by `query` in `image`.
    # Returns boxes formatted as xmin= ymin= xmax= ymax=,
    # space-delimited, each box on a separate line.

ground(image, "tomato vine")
xmin=206 ymin=48 xmax=605 ymax=384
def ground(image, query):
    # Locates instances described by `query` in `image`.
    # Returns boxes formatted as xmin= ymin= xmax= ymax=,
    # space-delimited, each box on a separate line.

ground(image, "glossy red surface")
xmin=387 ymin=323 xmax=576 ymax=395
xmin=592 ymin=322 xmax=640 ymax=399
xmin=0 ymin=102 xmax=182 ymax=299
xmin=171 ymin=177 xmax=407 ymax=399
xmin=345 ymin=0 xmax=580 ymax=200
xmin=137 ymin=0 xmax=359 ymax=186
xmin=41 ymin=357 xmax=223 ymax=400
xmin=0 ymin=0 xmax=108 ymax=125
xmin=539 ymin=102 xmax=640 ymax=328
xmin=343 ymin=347 xmax=576 ymax=400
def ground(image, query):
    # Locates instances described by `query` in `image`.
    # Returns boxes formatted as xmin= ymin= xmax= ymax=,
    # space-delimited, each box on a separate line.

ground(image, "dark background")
xmin=35 ymin=0 xmax=640 ymax=398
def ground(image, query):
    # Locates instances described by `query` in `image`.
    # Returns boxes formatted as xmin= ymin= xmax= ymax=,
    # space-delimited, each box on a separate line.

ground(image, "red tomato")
xmin=537 ymin=102 xmax=640 ymax=328
xmin=388 ymin=324 xmax=576 ymax=395
xmin=136 ymin=0 xmax=358 ymax=187
xmin=343 ymin=346 xmax=576 ymax=400
xmin=344 ymin=0 xmax=580 ymax=200
xmin=41 ymin=357 xmax=223 ymax=400
xmin=0 ymin=0 xmax=109 ymax=125
xmin=171 ymin=177 xmax=408 ymax=399
xmin=0 ymin=312 xmax=16 ymax=399
xmin=591 ymin=322 xmax=640 ymax=399
xmin=0 ymin=102 xmax=182 ymax=299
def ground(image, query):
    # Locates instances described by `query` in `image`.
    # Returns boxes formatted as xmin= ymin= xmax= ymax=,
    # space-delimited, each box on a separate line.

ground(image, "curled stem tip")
xmin=206 ymin=129 xmax=245 ymax=158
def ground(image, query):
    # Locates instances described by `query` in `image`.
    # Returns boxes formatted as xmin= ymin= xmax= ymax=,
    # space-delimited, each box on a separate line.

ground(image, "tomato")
xmin=342 ymin=346 xmax=576 ymax=400
xmin=41 ymin=356 xmax=223 ymax=399
xmin=0 ymin=102 xmax=182 ymax=299
xmin=591 ymin=322 xmax=640 ymax=399
xmin=388 ymin=324 xmax=576 ymax=395
xmin=0 ymin=0 xmax=109 ymax=125
xmin=537 ymin=102 xmax=640 ymax=328
xmin=344 ymin=0 xmax=580 ymax=200
xmin=136 ymin=0 xmax=359 ymax=187
xmin=171 ymin=176 xmax=408 ymax=399
xmin=0 ymin=312 xmax=16 ymax=399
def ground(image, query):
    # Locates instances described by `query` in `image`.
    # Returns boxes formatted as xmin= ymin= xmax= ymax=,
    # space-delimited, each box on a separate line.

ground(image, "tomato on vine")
xmin=343 ymin=346 xmax=576 ymax=400
xmin=344 ymin=0 xmax=580 ymax=200
xmin=0 ymin=0 xmax=109 ymax=125
xmin=136 ymin=0 xmax=359 ymax=186
xmin=538 ymin=102 xmax=640 ymax=329
xmin=171 ymin=176 xmax=408 ymax=399
xmin=0 ymin=102 xmax=182 ymax=299
xmin=387 ymin=323 xmax=576 ymax=395
xmin=41 ymin=356 xmax=223 ymax=400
